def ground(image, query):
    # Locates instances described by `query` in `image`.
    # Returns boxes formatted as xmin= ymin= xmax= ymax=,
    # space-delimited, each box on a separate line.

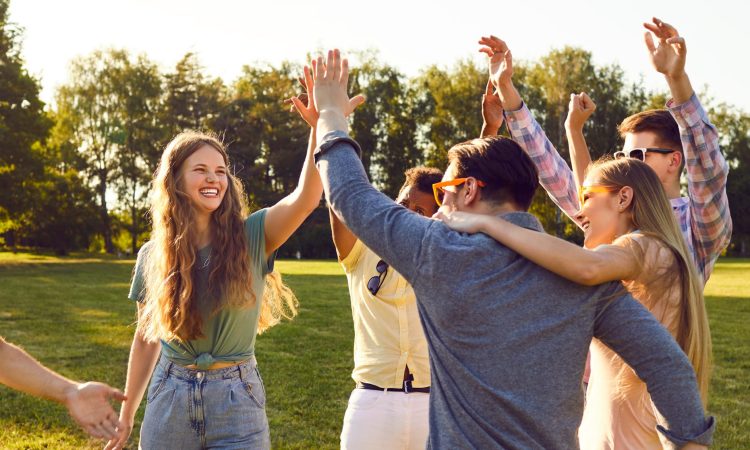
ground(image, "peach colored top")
xmin=579 ymin=233 xmax=684 ymax=450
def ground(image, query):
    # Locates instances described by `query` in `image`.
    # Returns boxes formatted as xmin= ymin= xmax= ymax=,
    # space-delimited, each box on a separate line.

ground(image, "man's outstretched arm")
xmin=479 ymin=35 xmax=581 ymax=223
xmin=643 ymin=18 xmax=732 ymax=279
xmin=0 ymin=337 xmax=125 ymax=439
xmin=312 ymin=50 xmax=436 ymax=283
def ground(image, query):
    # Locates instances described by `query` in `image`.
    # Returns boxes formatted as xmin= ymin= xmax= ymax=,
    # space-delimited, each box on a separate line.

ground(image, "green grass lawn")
xmin=0 ymin=253 xmax=747 ymax=449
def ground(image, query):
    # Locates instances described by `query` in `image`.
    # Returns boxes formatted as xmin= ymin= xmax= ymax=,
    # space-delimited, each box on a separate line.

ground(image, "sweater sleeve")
xmin=593 ymin=290 xmax=715 ymax=448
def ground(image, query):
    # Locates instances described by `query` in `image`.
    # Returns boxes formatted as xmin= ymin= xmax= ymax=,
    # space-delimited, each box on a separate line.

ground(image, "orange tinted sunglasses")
xmin=578 ymin=185 xmax=613 ymax=206
xmin=432 ymin=178 xmax=487 ymax=206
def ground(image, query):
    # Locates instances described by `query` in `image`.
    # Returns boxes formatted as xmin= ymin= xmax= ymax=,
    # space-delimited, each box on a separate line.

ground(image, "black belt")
xmin=358 ymin=382 xmax=430 ymax=394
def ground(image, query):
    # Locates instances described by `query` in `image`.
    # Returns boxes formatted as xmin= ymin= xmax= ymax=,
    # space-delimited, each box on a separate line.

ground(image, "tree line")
xmin=1 ymin=1 xmax=748 ymax=257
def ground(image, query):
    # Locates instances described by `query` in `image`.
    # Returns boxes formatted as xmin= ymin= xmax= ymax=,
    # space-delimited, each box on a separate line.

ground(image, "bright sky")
xmin=9 ymin=0 xmax=748 ymax=112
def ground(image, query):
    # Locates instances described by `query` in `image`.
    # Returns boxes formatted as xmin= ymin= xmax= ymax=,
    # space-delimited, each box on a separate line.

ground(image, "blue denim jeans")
xmin=139 ymin=354 xmax=270 ymax=450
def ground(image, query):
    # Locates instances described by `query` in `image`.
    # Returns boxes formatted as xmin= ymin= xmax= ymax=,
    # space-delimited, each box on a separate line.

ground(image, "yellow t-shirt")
xmin=341 ymin=239 xmax=430 ymax=389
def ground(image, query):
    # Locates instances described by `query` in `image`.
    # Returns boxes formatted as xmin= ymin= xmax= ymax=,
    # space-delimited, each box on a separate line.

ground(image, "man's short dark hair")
xmin=399 ymin=166 xmax=444 ymax=196
xmin=447 ymin=137 xmax=539 ymax=211
xmin=618 ymin=109 xmax=681 ymax=150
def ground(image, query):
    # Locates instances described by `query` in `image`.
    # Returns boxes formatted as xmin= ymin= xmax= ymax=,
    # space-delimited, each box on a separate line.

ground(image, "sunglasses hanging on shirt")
xmin=366 ymin=259 xmax=389 ymax=295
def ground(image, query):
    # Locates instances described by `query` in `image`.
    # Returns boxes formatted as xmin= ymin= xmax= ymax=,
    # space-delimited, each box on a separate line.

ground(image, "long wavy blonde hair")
xmin=139 ymin=131 xmax=298 ymax=343
xmin=594 ymin=158 xmax=712 ymax=405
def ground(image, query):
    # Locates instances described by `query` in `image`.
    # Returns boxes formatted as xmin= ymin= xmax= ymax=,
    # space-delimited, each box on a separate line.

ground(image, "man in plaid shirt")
xmin=480 ymin=19 xmax=731 ymax=283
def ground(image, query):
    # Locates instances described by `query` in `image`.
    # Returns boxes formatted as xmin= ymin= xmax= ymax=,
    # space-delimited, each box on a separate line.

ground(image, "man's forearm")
xmin=503 ymin=103 xmax=581 ymax=224
xmin=480 ymin=122 xmax=500 ymax=138
xmin=315 ymin=131 xmax=432 ymax=283
xmin=669 ymin=94 xmax=732 ymax=273
xmin=316 ymin=110 xmax=349 ymax=146
xmin=594 ymin=296 xmax=714 ymax=447
xmin=665 ymin=72 xmax=694 ymax=106
xmin=496 ymin=80 xmax=522 ymax=112
xmin=0 ymin=338 xmax=77 ymax=403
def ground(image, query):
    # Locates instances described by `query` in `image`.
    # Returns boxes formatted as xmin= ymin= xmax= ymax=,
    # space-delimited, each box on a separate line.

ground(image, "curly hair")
xmin=399 ymin=166 xmax=444 ymax=196
xmin=139 ymin=131 xmax=297 ymax=342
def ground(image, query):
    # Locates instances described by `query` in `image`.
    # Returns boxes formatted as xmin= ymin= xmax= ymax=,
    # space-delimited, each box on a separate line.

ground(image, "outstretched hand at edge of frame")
xmin=64 ymin=381 xmax=125 ymax=441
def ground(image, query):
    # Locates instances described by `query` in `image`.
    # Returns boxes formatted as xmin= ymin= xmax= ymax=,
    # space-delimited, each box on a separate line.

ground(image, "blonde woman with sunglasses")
xmin=436 ymin=157 xmax=712 ymax=449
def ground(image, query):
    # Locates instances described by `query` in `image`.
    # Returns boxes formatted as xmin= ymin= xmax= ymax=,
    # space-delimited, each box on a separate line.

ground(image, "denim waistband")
xmin=156 ymin=354 xmax=258 ymax=382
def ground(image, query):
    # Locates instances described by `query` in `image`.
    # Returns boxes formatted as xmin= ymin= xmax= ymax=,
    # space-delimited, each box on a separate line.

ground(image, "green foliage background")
xmin=0 ymin=0 xmax=748 ymax=256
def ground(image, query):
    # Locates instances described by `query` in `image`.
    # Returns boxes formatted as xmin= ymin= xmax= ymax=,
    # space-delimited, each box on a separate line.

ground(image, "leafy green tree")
xmin=210 ymin=82 xmax=266 ymax=203
xmin=213 ymin=62 xmax=307 ymax=206
xmin=711 ymin=103 xmax=750 ymax=255
xmin=114 ymin=54 xmax=165 ymax=254
xmin=349 ymin=54 xmax=421 ymax=197
xmin=0 ymin=0 xmax=52 ymax=246
xmin=162 ymin=52 xmax=225 ymax=136
xmin=412 ymin=59 xmax=486 ymax=169
xmin=18 ymin=168 xmax=99 ymax=255
xmin=55 ymin=49 xmax=163 ymax=253
xmin=15 ymin=42 xmax=745 ymax=258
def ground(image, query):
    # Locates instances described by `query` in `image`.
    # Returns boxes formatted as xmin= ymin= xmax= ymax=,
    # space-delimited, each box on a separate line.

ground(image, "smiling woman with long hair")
xmin=436 ymin=157 xmax=711 ymax=449
xmin=105 ymin=129 xmax=320 ymax=450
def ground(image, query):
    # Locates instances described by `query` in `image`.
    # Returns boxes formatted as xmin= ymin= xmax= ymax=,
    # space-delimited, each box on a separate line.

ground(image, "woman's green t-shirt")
xmin=128 ymin=209 xmax=274 ymax=369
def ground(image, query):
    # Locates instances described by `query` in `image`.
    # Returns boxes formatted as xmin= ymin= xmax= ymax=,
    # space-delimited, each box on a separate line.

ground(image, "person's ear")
xmin=464 ymin=178 xmax=481 ymax=205
xmin=670 ymin=150 xmax=683 ymax=172
xmin=617 ymin=186 xmax=634 ymax=212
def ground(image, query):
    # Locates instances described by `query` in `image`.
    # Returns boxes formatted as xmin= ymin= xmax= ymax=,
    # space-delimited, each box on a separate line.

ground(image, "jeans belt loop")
xmin=238 ymin=360 xmax=249 ymax=382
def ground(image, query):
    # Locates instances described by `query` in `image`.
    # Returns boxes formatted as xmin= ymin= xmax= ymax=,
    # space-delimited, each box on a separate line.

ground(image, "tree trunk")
xmin=98 ymin=168 xmax=114 ymax=254
xmin=3 ymin=229 xmax=16 ymax=252
xmin=130 ymin=182 xmax=138 ymax=256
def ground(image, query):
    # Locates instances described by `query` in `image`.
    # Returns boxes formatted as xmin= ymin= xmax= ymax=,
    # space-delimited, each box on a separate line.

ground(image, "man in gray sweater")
xmin=311 ymin=50 xmax=714 ymax=449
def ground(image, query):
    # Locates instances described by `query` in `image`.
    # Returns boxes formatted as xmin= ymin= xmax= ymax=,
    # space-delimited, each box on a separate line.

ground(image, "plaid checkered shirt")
xmin=503 ymin=93 xmax=732 ymax=283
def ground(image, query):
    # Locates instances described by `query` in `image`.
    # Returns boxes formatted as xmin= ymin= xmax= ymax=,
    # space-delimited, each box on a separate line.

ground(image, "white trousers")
xmin=340 ymin=388 xmax=430 ymax=450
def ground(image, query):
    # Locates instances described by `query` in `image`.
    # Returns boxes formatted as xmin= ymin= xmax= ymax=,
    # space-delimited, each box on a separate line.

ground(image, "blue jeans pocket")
xmin=147 ymin=364 xmax=171 ymax=404
xmin=240 ymin=367 xmax=266 ymax=409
